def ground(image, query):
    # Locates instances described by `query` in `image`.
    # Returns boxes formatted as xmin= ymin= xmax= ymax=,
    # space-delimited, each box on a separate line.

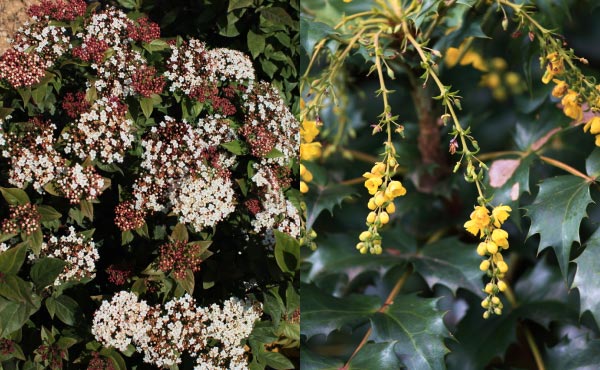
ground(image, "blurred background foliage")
xmin=300 ymin=0 xmax=600 ymax=369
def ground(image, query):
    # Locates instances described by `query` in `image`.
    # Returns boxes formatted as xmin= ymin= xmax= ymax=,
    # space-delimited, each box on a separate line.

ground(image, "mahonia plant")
xmin=0 ymin=0 xmax=300 ymax=368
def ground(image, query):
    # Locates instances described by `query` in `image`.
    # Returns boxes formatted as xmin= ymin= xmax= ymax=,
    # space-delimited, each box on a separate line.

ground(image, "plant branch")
xmin=540 ymin=155 xmax=595 ymax=182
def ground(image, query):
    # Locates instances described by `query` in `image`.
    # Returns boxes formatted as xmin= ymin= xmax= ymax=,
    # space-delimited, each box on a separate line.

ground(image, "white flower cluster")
xmin=37 ymin=227 xmax=100 ymax=286
xmin=243 ymin=82 xmax=299 ymax=166
xmin=54 ymin=163 xmax=105 ymax=204
xmin=195 ymin=297 xmax=263 ymax=369
xmin=12 ymin=21 xmax=70 ymax=68
xmin=92 ymin=292 xmax=262 ymax=369
xmin=169 ymin=165 xmax=236 ymax=231
xmin=64 ymin=96 xmax=135 ymax=163
xmin=82 ymin=9 xmax=132 ymax=49
xmin=164 ymin=39 xmax=211 ymax=94
xmin=195 ymin=114 xmax=237 ymax=147
xmin=0 ymin=119 xmax=64 ymax=194
xmin=208 ymin=48 xmax=256 ymax=83
xmin=91 ymin=291 xmax=151 ymax=352
xmin=251 ymin=162 xmax=300 ymax=239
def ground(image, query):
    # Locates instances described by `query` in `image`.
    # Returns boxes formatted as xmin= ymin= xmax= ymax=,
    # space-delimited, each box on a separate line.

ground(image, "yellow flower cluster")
xmin=445 ymin=44 xmax=487 ymax=71
xmin=464 ymin=204 xmax=511 ymax=318
xmin=541 ymin=52 xmax=564 ymax=84
xmin=356 ymin=157 xmax=406 ymax=254
xmin=300 ymin=118 xmax=321 ymax=193
xmin=479 ymin=58 xmax=525 ymax=101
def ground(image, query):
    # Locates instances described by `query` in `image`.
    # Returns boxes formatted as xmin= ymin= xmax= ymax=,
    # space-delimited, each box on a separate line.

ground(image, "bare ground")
xmin=0 ymin=0 xmax=39 ymax=53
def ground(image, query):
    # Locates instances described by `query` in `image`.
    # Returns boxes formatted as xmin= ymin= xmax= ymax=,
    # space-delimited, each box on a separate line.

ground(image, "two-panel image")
xmin=0 ymin=0 xmax=598 ymax=369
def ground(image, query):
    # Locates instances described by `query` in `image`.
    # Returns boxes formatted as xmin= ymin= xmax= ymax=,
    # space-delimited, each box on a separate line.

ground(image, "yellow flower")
xmin=460 ymin=50 xmax=487 ymax=71
xmin=378 ymin=211 xmax=390 ymax=224
xmin=364 ymin=177 xmax=383 ymax=195
xmin=584 ymin=116 xmax=600 ymax=134
xmin=491 ymin=228 xmax=509 ymax=249
xmin=485 ymin=241 xmax=498 ymax=255
xmin=386 ymin=202 xmax=395 ymax=214
xmin=491 ymin=57 xmax=507 ymax=71
xmin=300 ymin=181 xmax=309 ymax=193
xmin=445 ymin=47 xmax=460 ymax=68
xmin=497 ymin=260 xmax=509 ymax=273
xmin=551 ymin=80 xmax=568 ymax=98
xmin=385 ymin=181 xmax=407 ymax=199
xmin=491 ymin=205 xmax=511 ymax=228
xmin=464 ymin=205 xmax=490 ymax=237
xmin=561 ymin=90 xmax=583 ymax=121
xmin=300 ymin=142 xmax=322 ymax=161
xmin=497 ymin=280 xmax=507 ymax=292
xmin=300 ymin=119 xmax=320 ymax=143
xmin=366 ymin=212 xmax=377 ymax=223
xmin=371 ymin=162 xmax=386 ymax=176
xmin=476 ymin=242 xmax=487 ymax=256
xmin=479 ymin=260 xmax=490 ymax=271
xmin=505 ymin=72 xmax=520 ymax=87
xmin=374 ymin=191 xmax=388 ymax=207
xmin=542 ymin=52 xmax=564 ymax=84
xmin=300 ymin=164 xmax=313 ymax=182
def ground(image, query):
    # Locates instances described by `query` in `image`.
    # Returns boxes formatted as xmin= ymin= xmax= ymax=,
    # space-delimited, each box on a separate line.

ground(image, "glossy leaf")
xmin=525 ymin=175 xmax=593 ymax=278
xmin=274 ymin=230 xmax=300 ymax=273
xmin=304 ymin=184 xmax=355 ymax=230
xmin=30 ymin=258 xmax=67 ymax=290
xmin=0 ymin=243 xmax=28 ymax=275
xmin=301 ymin=283 xmax=379 ymax=338
xmin=370 ymin=295 xmax=448 ymax=370
xmin=573 ymin=227 xmax=600 ymax=324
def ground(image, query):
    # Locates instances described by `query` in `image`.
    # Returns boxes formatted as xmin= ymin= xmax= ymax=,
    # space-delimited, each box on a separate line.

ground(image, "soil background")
xmin=0 ymin=0 xmax=39 ymax=53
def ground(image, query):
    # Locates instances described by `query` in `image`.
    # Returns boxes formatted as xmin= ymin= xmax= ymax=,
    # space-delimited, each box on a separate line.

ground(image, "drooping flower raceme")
xmin=465 ymin=204 xmax=512 ymax=318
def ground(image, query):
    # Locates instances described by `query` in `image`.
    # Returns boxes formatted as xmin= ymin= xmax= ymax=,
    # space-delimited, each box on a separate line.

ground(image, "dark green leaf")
xmin=171 ymin=223 xmax=188 ymax=242
xmin=301 ymin=283 xmax=379 ymax=338
xmin=525 ymin=175 xmax=593 ymax=278
xmin=573 ymin=227 xmax=600 ymax=324
xmin=0 ymin=297 xmax=29 ymax=336
xmin=121 ymin=230 xmax=133 ymax=246
xmin=274 ymin=230 xmax=299 ymax=273
xmin=0 ymin=275 xmax=35 ymax=305
xmin=545 ymin=335 xmax=600 ymax=370
xmin=54 ymin=294 xmax=79 ymax=325
xmin=0 ymin=243 xmax=27 ymax=274
xmin=143 ymin=39 xmax=169 ymax=52
xmin=80 ymin=200 xmax=94 ymax=221
xmin=25 ymin=228 xmax=43 ymax=255
xmin=348 ymin=342 xmax=402 ymax=370
xmin=221 ymin=140 xmax=246 ymax=155
xmin=228 ymin=0 xmax=254 ymax=12
xmin=412 ymin=238 xmax=484 ymax=296
xmin=175 ymin=269 xmax=195 ymax=295
xmin=585 ymin=148 xmax=600 ymax=179
xmin=248 ymin=30 xmax=265 ymax=58
xmin=261 ymin=351 xmax=294 ymax=370
xmin=370 ymin=295 xmax=448 ymax=370
xmin=260 ymin=7 xmax=295 ymax=28
xmin=305 ymin=184 xmax=355 ymax=230
xmin=116 ymin=0 xmax=136 ymax=9
xmin=0 ymin=187 xmax=30 ymax=205
xmin=300 ymin=347 xmax=343 ymax=370
xmin=140 ymin=97 xmax=154 ymax=118
xmin=299 ymin=18 xmax=337 ymax=56
xmin=30 ymin=258 xmax=67 ymax=290
xmin=37 ymin=205 xmax=61 ymax=221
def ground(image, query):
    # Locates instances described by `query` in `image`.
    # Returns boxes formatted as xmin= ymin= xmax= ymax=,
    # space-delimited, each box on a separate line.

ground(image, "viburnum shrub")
xmin=0 ymin=0 xmax=299 ymax=369
xmin=301 ymin=0 xmax=600 ymax=369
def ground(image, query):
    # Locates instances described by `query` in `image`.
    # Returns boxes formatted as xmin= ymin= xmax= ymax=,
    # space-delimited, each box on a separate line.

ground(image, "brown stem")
xmin=410 ymin=76 xmax=448 ymax=192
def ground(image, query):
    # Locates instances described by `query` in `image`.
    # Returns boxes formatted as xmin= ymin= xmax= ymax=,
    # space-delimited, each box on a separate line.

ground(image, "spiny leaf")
xmin=300 ymin=347 xmax=343 ymax=370
xmin=525 ymin=175 xmax=593 ymax=278
xmin=545 ymin=334 xmax=600 ymax=370
xmin=573 ymin=227 xmax=600 ymax=324
xmin=370 ymin=295 xmax=449 ymax=370
xmin=304 ymin=184 xmax=355 ymax=230
xmin=300 ymin=283 xmax=379 ymax=338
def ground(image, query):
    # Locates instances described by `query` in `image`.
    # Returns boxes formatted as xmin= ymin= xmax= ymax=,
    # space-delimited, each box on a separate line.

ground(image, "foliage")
xmin=0 ymin=0 xmax=299 ymax=369
xmin=301 ymin=0 xmax=600 ymax=368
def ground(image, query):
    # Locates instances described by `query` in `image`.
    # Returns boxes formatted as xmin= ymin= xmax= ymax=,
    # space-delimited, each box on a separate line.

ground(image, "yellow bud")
xmin=375 ymin=192 xmax=388 ymax=207
xmin=476 ymin=242 xmax=487 ymax=256
xmin=373 ymin=239 xmax=382 ymax=246
xmin=373 ymin=245 xmax=383 ymax=254
xmin=483 ymin=311 xmax=490 ymax=319
xmin=368 ymin=198 xmax=377 ymax=210
xmin=359 ymin=231 xmax=372 ymax=241
xmin=300 ymin=164 xmax=307 ymax=176
xmin=366 ymin=212 xmax=377 ymax=224
xmin=301 ymin=168 xmax=313 ymax=182
xmin=386 ymin=202 xmax=396 ymax=214
xmin=481 ymin=299 xmax=490 ymax=308
xmin=497 ymin=260 xmax=509 ymax=273
xmin=378 ymin=212 xmax=390 ymax=225
xmin=371 ymin=162 xmax=386 ymax=175
xmin=486 ymin=241 xmax=498 ymax=255
xmin=359 ymin=245 xmax=368 ymax=254
xmin=300 ymin=181 xmax=309 ymax=193
xmin=491 ymin=296 xmax=500 ymax=305
xmin=484 ymin=283 xmax=494 ymax=294
xmin=494 ymin=308 xmax=502 ymax=315
xmin=497 ymin=280 xmax=507 ymax=292
xmin=388 ymin=157 xmax=397 ymax=167
xmin=356 ymin=242 xmax=365 ymax=250
xmin=479 ymin=260 xmax=490 ymax=271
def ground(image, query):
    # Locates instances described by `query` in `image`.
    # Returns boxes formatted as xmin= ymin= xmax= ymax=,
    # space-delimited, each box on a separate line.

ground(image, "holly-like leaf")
xmin=299 ymin=18 xmax=337 ymax=56
xmin=545 ymin=334 xmax=600 ymax=370
xmin=300 ymin=347 xmax=343 ymax=370
xmin=301 ymin=283 xmax=379 ymax=338
xmin=304 ymin=184 xmax=355 ymax=230
xmin=525 ymin=175 xmax=593 ymax=278
xmin=412 ymin=238 xmax=484 ymax=296
xmin=573 ymin=227 xmax=600 ymax=324
xmin=370 ymin=295 xmax=449 ymax=370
